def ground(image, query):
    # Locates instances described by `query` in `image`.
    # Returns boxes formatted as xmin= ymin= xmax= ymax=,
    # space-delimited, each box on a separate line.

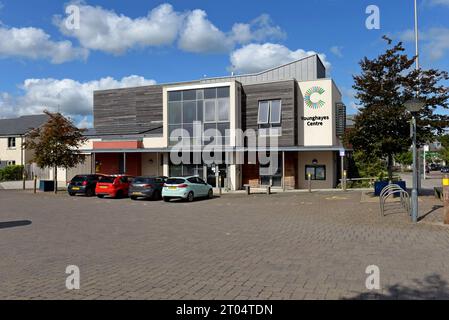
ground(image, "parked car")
xmin=129 ymin=176 xmax=167 ymax=200
xmin=95 ymin=175 xmax=134 ymax=199
xmin=430 ymin=163 xmax=442 ymax=171
xmin=162 ymin=177 xmax=213 ymax=202
xmin=68 ymin=174 xmax=106 ymax=197
xmin=441 ymin=167 xmax=449 ymax=174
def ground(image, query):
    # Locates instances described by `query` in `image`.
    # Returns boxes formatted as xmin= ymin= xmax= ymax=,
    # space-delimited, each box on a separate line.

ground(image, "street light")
xmin=405 ymin=98 xmax=425 ymax=223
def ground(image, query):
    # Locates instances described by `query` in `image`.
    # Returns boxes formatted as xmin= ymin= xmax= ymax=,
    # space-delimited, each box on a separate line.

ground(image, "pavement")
xmin=0 ymin=189 xmax=448 ymax=300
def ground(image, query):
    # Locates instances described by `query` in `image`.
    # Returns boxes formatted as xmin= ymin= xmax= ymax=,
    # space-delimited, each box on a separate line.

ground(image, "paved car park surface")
xmin=1 ymin=190 xmax=449 ymax=300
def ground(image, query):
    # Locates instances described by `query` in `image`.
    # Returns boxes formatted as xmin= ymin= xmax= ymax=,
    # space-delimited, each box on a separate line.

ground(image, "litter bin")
xmin=374 ymin=181 xmax=407 ymax=196
xmin=39 ymin=180 xmax=55 ymax=192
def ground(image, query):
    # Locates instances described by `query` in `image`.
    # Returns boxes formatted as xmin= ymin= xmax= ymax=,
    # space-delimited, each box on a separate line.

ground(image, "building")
xmin=0 ymin=114 xmax=49 ymax=169
xmin=76 ymin=55 xmax=348 ymax=190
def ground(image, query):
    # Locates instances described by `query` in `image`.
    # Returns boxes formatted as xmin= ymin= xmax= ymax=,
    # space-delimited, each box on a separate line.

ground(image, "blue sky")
xmin=0 ymin=0 xmax=448 ymax=127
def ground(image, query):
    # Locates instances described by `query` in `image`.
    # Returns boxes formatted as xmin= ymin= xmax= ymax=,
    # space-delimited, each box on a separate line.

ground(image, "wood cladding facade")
xmin=94 ymin=85 xmax=163 ymax=135
xmin=241 ymin=80 xmax=297 ymax=147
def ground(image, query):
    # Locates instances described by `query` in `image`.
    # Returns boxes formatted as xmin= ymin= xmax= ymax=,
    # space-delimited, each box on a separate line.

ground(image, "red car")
xmin=95 ymin=175 xmax=134 ymax=199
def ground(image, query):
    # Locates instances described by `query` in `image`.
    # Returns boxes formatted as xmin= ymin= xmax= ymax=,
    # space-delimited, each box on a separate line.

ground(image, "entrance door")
xmin=259 ymin=153 xmax=283 ymax=187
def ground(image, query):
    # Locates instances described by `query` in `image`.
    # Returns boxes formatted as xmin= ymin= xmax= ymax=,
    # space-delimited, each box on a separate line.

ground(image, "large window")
xmin=168 ymin=87 xmax=230 ymax=146
xmin=305 ymin=165 xmax=326 ymax=181
xmin=258 ymin=100 xmax=282 ymax=136
xmin=7 ymin=137 xmax=16 ymax=148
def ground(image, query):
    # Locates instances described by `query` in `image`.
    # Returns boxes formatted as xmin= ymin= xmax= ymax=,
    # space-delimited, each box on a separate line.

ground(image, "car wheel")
xmin=187 ymin=192 xmax=194 ymax=202
xmin=153 ymin=191 xmax=161 ymax=201
xmin=69 ymin=193 xmax=76 ymax=197
xmin=116 ymin=190 xmax=123 ymax=199
xmin=97 ymin=195 xmax=104 ymax=199
xmin=86 ymin=188 xmax=94 ymax=197
xmin=208 ymin=189 xmax=213 ymax=199
xmin=163 ymin=197 xmax=171 ymax=202
xmin=130 ymin=196 xmax=137 ymax=201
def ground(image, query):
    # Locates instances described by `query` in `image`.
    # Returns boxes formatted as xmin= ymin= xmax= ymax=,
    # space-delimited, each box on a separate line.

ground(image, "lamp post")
xmin=405 ymin=98 xmax=425 ymax=223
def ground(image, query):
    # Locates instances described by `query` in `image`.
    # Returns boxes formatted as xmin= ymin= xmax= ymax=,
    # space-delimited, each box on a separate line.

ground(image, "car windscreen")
xmin=133 ymin=178 xmax=153 ymax=184
xmin=166 ymin=178 xmax=185 ymax=185
xmin=99 ymin=176 xmax=115 ymax=183
xmin=71 ymin=176 xmax=88 ymax=182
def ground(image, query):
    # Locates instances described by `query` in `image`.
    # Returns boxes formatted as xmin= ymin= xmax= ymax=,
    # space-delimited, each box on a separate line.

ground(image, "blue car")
xmin=162 ymin=177 xmax=214 ymax=202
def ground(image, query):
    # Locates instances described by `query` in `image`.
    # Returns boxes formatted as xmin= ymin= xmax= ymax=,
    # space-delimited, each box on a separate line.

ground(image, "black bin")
xmin=39 ymin=180 xmax=55 ymax=192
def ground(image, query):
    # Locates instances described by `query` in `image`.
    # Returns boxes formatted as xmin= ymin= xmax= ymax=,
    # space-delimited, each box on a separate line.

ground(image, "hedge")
xmin=0 ymin=165 xmax=24 ymax=182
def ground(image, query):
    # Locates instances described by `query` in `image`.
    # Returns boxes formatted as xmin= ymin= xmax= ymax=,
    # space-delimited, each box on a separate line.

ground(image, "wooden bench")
xmin=243 ymin=184 xmax=271 ymax=195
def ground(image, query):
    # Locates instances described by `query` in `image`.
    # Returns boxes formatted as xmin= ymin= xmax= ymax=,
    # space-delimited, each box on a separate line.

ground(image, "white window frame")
xmin=258 ymin=100 xmax=282 ymax=125
xmin=7 ymin=137 xmax=16 ymax=149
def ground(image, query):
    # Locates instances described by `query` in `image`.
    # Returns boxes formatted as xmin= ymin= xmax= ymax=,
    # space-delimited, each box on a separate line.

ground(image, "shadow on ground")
xmin=0 ymin=220 xmax=32 ymax=230
xmin=349 ymin=274 xmax=449 ymax=300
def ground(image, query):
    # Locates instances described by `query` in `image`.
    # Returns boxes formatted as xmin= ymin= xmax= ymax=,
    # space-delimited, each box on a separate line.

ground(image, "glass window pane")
xmin=204 ymin=88 xmax=217 ymax=99
xmin=217 ymin=98 xmax=230 ymax=122
xmin=204 ymin=100 xmax=216 ymax=122
xmin=217 ymin=87 xmax=230 ymax=98
xmin=182 ymin=90 xmax=196 ymax=101
xmin=168 ymin=91 xmax=182 ymax=102
xmin=183 ymin=124 xmax=194 ymax=138
xmin=197 ymin=100 xmax=203 ymax=122
xmin=217 ymin=122 xmax=230 ymax=136
xmin=258 ymin=101 xmax=269 ymax=124
xmin=306 ymin=166 xmax=315 ymax=180
xmin=183 ymin=101 xmax=196 ymax=124
xmin=196 ymin=90 xmax=204 ymax=100
xmin=169 ymin=102 xmax=182 ymax=124
xmin=316 ymin=166 xmax=326 ymax=180
xmin=270 ymin=100 xmax=282 ymax=124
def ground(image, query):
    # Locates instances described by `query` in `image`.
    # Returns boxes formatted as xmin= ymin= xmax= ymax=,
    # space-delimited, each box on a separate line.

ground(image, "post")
xmin=22 ymin=170 xmax=26 ymax=190
xmin=340 ymin=153 xmax=345 ymax=190
xmin=443 ymin=175 xmax=449 ymax=225
xmin=343 ymin=170 xmax=347 ymax=192
xmin=282 ymin=151 xmax=286 ymax=192
xmin=423 ymin=148 xmax=426 ymax=180
xmin=123 ymin=153 xmax=127 ymax=175
xmin=308 ymin=173 xmax=312 ymax=193
xmin=54 ymin=166 xmax=58 ymax=194
xmin=33 ymin=175 xmax=37 ymax=194
xmin=411 ymin=115 xmax=419 ymax=223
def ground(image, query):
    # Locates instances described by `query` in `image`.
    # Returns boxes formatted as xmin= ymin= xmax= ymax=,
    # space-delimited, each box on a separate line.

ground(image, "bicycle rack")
xmin=379 ymin=184 xmax=411 ymax=217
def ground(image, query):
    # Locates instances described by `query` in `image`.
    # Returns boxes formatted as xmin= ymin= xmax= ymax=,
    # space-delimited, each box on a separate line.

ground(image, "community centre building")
xmin=73 ymin=55 xmax=348 ymax=191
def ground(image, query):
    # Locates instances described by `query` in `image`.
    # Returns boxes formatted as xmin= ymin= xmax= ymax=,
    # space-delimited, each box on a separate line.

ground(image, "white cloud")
xmin=398 ymin=27 xmax=449 ymax=61
xmin=330 ymin=46 xmax=343 ymax=58
xmin=179 ymin=11 xmax=286 ymax=54
xmin=0 ymin=26 xmax=88 ymax=63
xmin=55 ymin=3 xmax=183 ymax=55
xmin=0 ymin=76 xmax=156 ymax=119
xmin=229 ymin=43 xmax=331 ymax=74
xmin=77 ymin=116 xmax=92 ymax=129
xmin=427 ymin=0 xmax=449 ymax=6
xmin=178 ymin=9 xmax=231 ymax=53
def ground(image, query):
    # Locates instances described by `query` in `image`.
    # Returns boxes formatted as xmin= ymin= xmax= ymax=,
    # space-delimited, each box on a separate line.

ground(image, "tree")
xmin=347 ymin=38 xmax=449 ymax=181
xmin=395 ymin=151 xmax=413 ymax=170
xmin=23 ymin=111 xmax=87 ymax=193
xmin=438 ymin=134 xmax=449 ymax=164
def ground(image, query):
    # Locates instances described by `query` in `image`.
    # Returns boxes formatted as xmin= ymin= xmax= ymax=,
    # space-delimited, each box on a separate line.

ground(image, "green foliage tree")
xmin=347 ymin=38 xmax=449 ymax=181
xmin=395 ymin=151 xmax=413 ymax=168
xmin=23 ymin=111 xmax=87 ymax=193
xmin=438 ymin=135 xmax=449 ymax=164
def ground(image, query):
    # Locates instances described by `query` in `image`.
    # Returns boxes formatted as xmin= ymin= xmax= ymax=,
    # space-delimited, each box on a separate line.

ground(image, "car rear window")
xmin=166 ymin=178 xmax=186 ymax=185
xmin=99 ymin=176 xmax=115 ymax=183
xmin=71 ymin=176 xmax=88 ymax=182
xmin=133 ymin=178 xmax=153 ymax=184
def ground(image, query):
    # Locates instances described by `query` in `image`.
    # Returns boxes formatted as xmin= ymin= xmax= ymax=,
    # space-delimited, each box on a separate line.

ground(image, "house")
xmin=74 ymin=55 xmax=348 ymax=190
xmin=0 ymin=114 xmax=49 ymax=169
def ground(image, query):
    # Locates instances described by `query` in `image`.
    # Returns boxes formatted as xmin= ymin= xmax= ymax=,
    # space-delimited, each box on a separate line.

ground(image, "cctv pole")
xmin=411 ymin=115 xmax=419 ymax=223
xmin=414 ymin=0 xmax=422 ymax=193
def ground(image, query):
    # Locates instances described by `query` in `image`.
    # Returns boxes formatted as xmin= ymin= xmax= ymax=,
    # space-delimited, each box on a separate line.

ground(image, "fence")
xmin=25 ymin=163 xmax=51 ymax=180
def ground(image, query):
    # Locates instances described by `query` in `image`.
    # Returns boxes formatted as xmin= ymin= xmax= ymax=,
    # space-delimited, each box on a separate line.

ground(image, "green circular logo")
xmin=305 ymin=86 xmax=326 ymax=109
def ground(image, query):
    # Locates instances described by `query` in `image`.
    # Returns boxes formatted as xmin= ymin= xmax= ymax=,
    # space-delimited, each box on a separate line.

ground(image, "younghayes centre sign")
xmin=301 ymin=115 xmax=330 ymax=127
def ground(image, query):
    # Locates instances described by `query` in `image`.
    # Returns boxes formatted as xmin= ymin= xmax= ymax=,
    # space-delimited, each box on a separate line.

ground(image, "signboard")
xmin=424 ymin=145 xmax=430 ymax=152
xmin=339 ymin=150 xmax=346 ymax=157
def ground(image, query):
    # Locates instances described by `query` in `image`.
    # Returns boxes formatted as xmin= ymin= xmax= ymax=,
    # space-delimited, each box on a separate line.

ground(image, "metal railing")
xmin=380 ymin=184 xmax=411 ymax=217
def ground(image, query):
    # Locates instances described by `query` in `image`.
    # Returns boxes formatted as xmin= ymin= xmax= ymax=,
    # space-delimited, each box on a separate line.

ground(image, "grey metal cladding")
xmin=242 ymin=80 xmax=296 ymax=147
xmin=94 ymin=85 xmax=163 ymax=135
xmin=201 ymin=54 xmax=325 ymax=85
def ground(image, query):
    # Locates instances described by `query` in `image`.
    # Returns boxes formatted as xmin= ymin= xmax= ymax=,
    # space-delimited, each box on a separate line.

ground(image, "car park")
xmin=162 ymin=177 xmax=213 ymax=202
xmin=129 ymin=176 xmax=167 ymax=200
xmin=68 ymin=174 xmax=106 ymax=197
xmin=95 ymin=175 xmax=134 ymax=199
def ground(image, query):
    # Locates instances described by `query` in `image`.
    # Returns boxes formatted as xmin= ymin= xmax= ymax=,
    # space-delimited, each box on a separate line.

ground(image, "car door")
xmin=187 ymin=178 xmax=200 ymax=196
xmin=196 ymin=178 xmax=209 ymax=196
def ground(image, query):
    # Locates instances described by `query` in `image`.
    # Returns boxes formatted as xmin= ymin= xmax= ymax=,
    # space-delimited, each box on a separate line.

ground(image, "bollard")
xmin=443 ymin=175 xmax=449 ymax=225
xmin=33 ymin=175 xmax=37 ymax=194
xmin=308 ymin=173 xmax=312 ymax=193
xmin=343 ymin=170 xmax=347 ymax=192
xmin=22 ymin=171 xmax=26 ymax=190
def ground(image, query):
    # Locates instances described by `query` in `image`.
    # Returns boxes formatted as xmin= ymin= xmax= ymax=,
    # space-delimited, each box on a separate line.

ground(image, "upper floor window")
xmin=258 ymin=100 xmax=282 ymax=136
xmin=168 ymin=87 xmax=230 ymax=146
xmin=7 ymin=137 xmax=16 ymax=148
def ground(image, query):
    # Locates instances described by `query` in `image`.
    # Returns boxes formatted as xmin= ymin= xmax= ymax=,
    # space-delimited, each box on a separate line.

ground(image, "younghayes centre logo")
xmin=304 ymin=86 xmax=326 ymax=109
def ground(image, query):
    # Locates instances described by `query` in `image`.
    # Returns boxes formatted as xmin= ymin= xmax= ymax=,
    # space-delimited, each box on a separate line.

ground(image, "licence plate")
xmin=72 ymin=187 xmax=80 ymax=191
xmin=168 ymin=187 xmax=177 ymax=190
xmin=100 ymin=186 xmax=108 ymax=189
xmin=133 ymin=192 xmax=143 ymax=195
